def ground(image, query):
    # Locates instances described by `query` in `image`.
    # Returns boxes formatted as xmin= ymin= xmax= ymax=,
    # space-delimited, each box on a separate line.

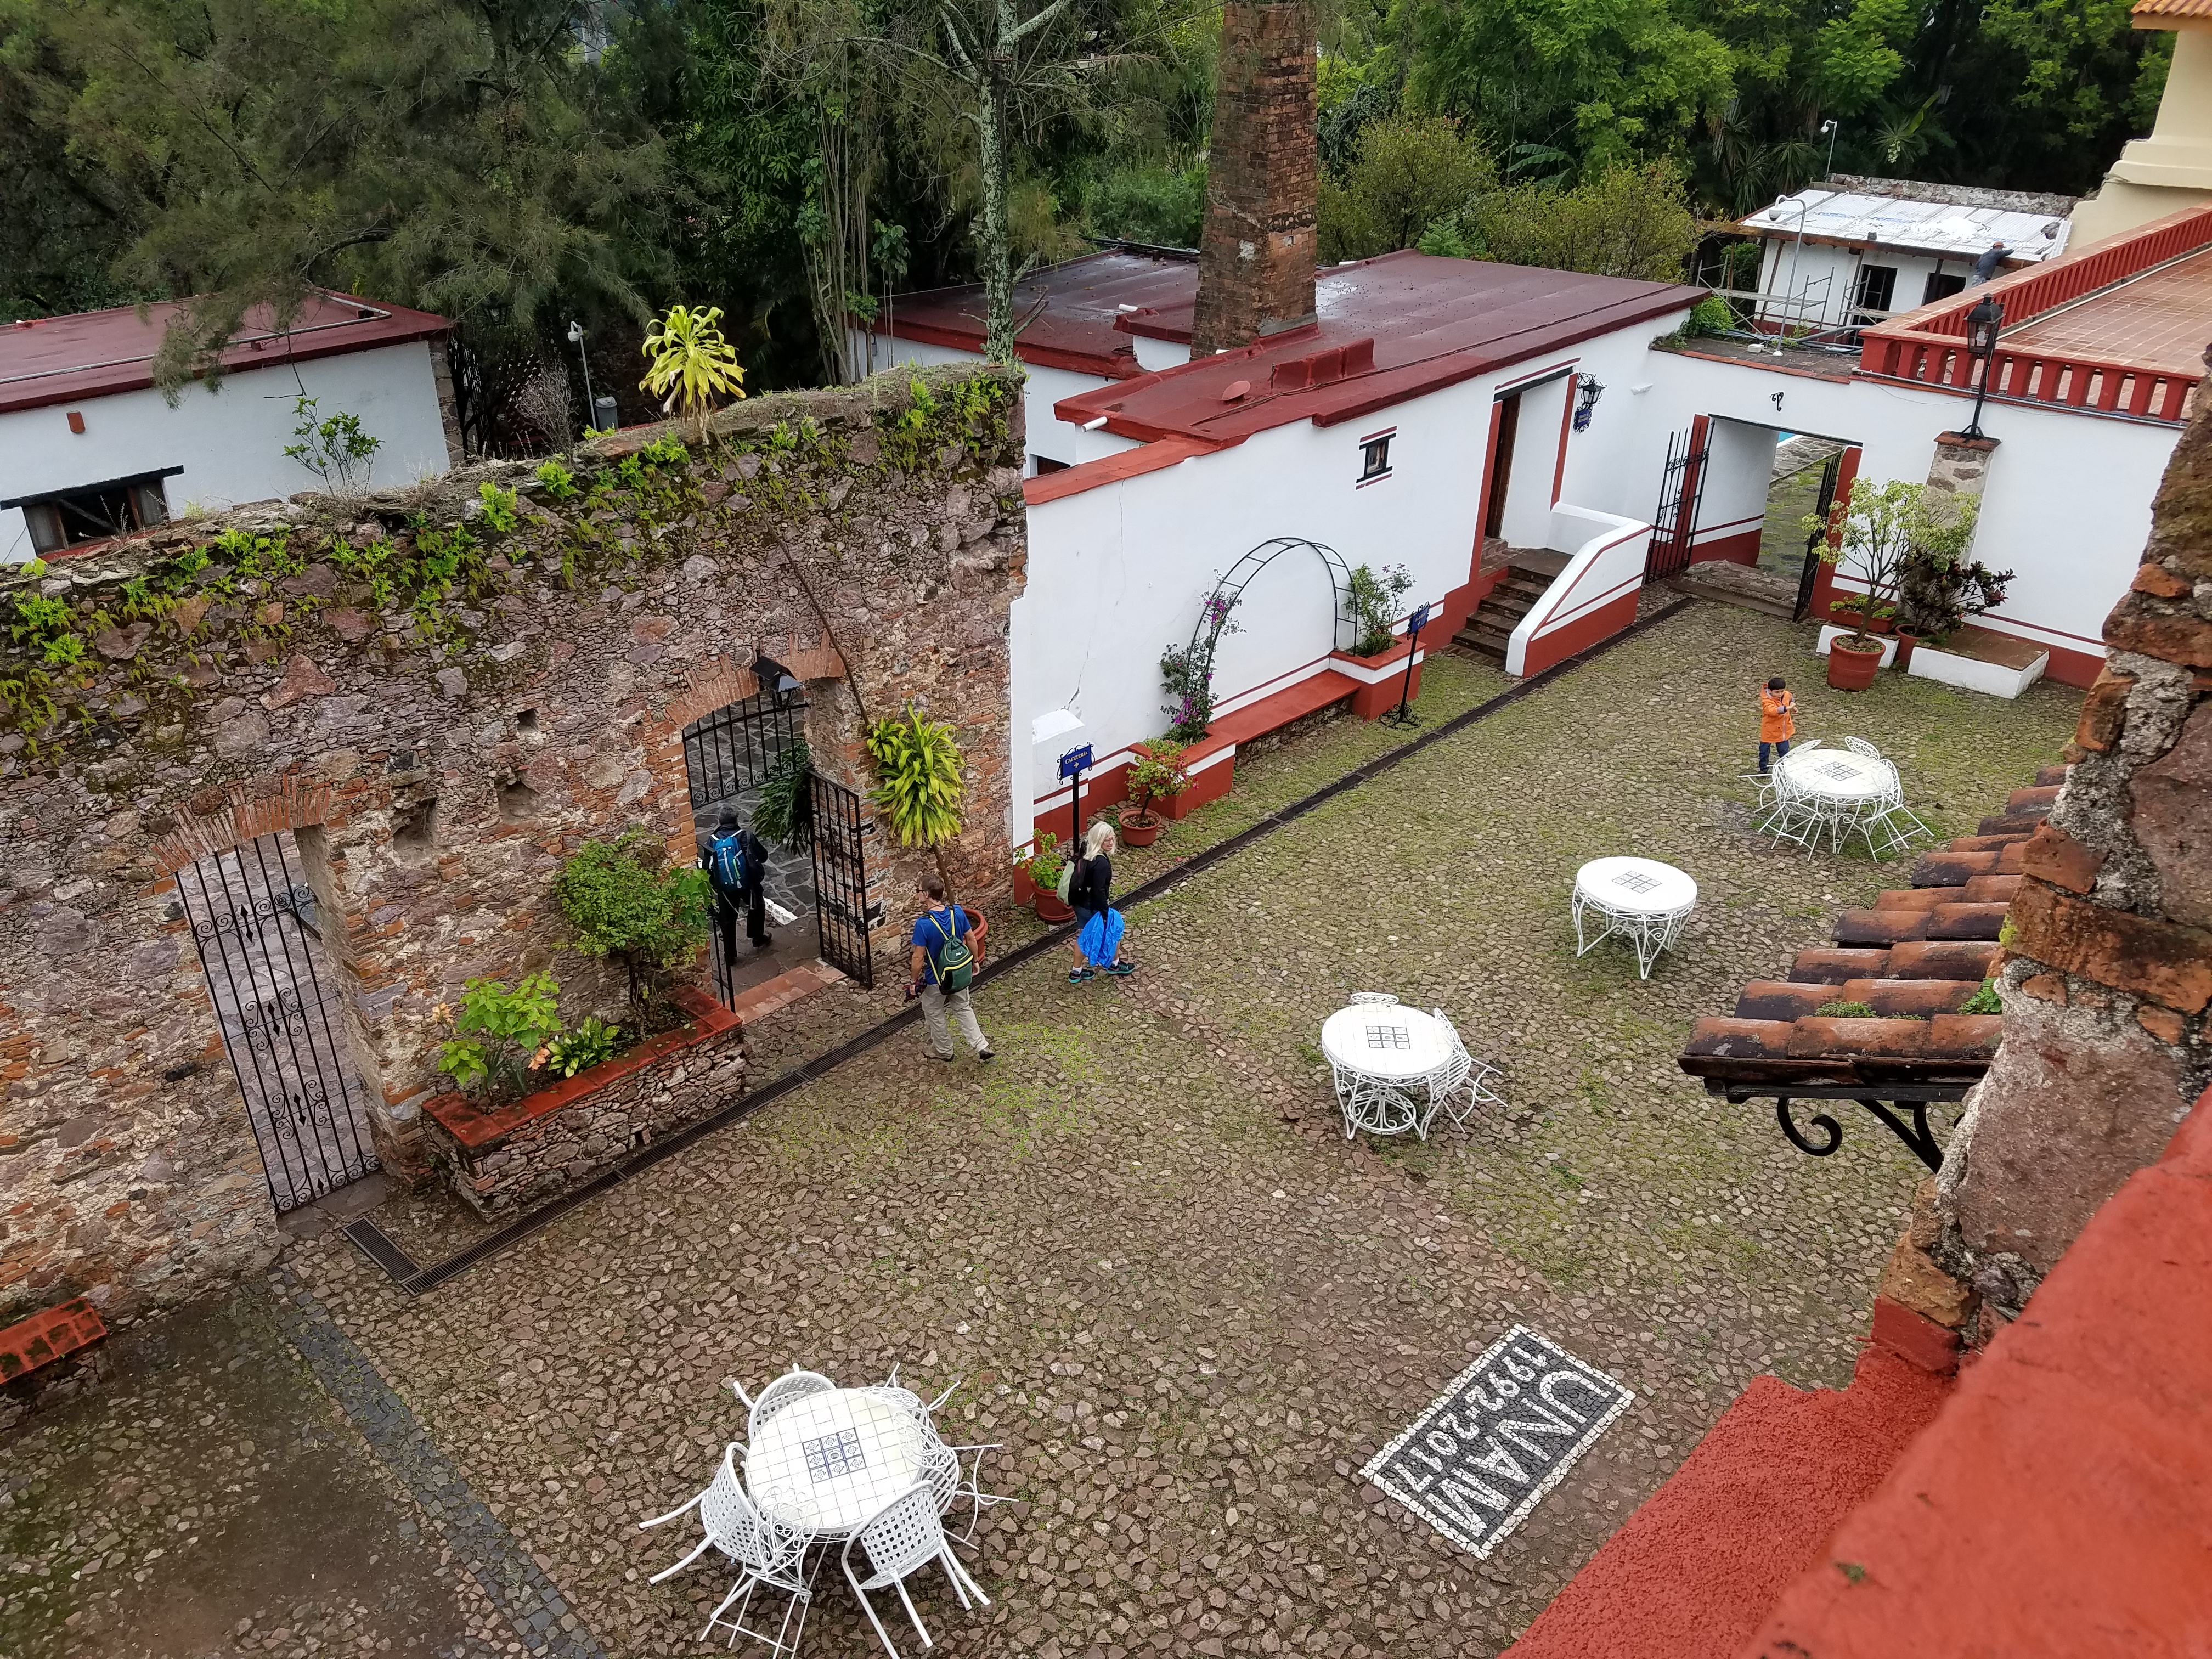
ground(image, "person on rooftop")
xmin=1971 ymin=241 xmax=2008 ymax=284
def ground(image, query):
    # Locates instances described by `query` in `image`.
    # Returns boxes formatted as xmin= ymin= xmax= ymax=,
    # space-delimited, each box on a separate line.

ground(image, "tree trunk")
xmin=978 ymin=0 xmax=1017 ymax=366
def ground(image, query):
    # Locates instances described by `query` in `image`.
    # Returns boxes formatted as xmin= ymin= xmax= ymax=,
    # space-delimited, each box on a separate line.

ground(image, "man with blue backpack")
xmin=907 ymin=875 xmax=993 ymax=1063
xmin=703 ymin=811 xmax=770 ymax=969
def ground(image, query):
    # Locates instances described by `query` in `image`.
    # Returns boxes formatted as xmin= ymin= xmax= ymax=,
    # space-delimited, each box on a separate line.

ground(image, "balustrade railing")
xmin=1857 ymin=201 xmax=2212 ymax=423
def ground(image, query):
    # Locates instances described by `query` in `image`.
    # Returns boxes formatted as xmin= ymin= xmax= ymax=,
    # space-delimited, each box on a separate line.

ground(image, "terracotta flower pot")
xmin=1868 ymin=614 xmax=1894 ymax=635
xmin=1119 ymin=811 xmax=1162 ymax=847
xmin=1034 ymin=889 xmax=1074 ymax=923
xmin=1011 ymin=864 xmax=1036 ymax=905
xmin=1893 ymin=631 xmax=1919 ymax=671
xmin=1827 ymin=637 xmax=1884 ymax=691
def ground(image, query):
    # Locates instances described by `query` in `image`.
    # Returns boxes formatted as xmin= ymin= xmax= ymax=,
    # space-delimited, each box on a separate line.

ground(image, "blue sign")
xmin=1058 ymin=744 xmax=1093 ymax=781
xmin=1408 ymin=603 xmax=1433 ymax=635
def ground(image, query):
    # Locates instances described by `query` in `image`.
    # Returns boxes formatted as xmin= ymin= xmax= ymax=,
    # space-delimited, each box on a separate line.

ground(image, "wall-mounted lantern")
xmin=1572 ymin=377 xmax=1606 ymax=432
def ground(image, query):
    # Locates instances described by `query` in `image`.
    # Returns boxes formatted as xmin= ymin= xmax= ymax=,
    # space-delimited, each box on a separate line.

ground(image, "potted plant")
xmin=866 ymin=703 xmax=966 ymax=899
xmin=1805 ymin=479 xmax=1979 ymax=692
xmin=1026 ymin=831 xmax=1072 ymax=922
xmin=1867 ymin=601 xmax=1898 ymax=635
xmin=1346 ymin=562 xmax=1416 ymax=660
xmin=1898 ymin=549 xmax=2013 ymax=663
xmin=1119 ymin=746 xmax=1189 ymax=846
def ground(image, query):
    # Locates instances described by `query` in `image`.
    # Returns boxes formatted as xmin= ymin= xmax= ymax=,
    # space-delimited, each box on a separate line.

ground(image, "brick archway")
xmin=152 ymin=771 xmax=338 ymax=874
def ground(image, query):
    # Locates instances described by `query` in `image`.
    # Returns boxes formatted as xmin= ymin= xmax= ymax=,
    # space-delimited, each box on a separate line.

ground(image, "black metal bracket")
xmin=1709 ymin=1080 xmax=1969 ymax=1172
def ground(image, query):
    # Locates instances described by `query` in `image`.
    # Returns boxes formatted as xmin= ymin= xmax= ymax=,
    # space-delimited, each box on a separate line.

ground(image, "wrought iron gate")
xmin=682 ymin=687 xmax=811 ymax=1006
xmin=174 ymin=834 xmax=380 ymax=1213
xmin=807 ymin=776 xmax=878 ymax=989
xmin=1645 ymin=425 xmax=1709 ymax=584
xmin=1793 ymin=451 xmax=1844 ymax=620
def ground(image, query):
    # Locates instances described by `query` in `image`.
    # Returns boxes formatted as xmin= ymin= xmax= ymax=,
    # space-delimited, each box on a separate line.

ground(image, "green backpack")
xmin=927 ymin=909 xmax=975 ymax=991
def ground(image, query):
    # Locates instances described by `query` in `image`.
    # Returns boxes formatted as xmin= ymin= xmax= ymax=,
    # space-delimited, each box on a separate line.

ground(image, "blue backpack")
xmin=709 ymin=831 xmax=750 ymax=890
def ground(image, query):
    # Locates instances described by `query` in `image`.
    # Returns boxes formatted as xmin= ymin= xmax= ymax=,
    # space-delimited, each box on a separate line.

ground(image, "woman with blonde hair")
xmin=1066 ymin=818 xmax=1133 ymax=983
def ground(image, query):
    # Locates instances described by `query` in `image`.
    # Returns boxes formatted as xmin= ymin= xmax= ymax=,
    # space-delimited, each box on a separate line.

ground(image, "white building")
xmin=868 ymin=194 xmax=2207 ymax=853
xmin=1736 ymin=176 xmax=2074 ymax=333
xmin=1 ymin=292 xmax=458 ymax=564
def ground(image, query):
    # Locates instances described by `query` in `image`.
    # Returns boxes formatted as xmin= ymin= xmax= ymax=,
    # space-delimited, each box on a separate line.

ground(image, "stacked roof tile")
xmin=1679 ymin=768 xmax=2065 ymax=1092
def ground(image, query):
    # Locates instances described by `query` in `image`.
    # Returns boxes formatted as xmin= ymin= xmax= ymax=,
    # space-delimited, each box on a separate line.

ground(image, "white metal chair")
xmin=1843 ymin=736 xmax=1882 ymax=757
xmin=1424 ymin=1009 xmax=1506 ymax=1131
xmin=640 ymin=1446 xmax=812 ymax=1654
xmin=747 ymin=1369 xmax=836 ymax=1440
xmin=842 ymin=1482 xmax=992 ymax=1658
xmin=920 ymin=1437 xmax=1014 ymax=1544
xmin=1348 ymin=991 xmax=1399 ymax=1005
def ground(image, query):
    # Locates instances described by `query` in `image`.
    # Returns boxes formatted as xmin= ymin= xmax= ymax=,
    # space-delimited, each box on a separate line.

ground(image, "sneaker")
xmin=926 ymin=1052 xmax=955 ymax=1063
xmin=1066 ymin=968 xmax=1094 ymax=984
xmin=977 ymin=1049 xmax=996 ymax=1063
xmin=1103 ymin=962 xmax=1136 ymax=977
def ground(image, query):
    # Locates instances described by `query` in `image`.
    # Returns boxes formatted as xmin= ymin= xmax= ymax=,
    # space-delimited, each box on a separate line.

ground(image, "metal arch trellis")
xmin=1181 ymin=538 xmax=1358 ymax=706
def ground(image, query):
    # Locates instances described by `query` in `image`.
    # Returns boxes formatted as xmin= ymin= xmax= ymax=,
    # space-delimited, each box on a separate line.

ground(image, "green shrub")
xmin=1815 ymin=1000 xmax=1878 ymax=1018
xmin=752 ymin=740 xmax=814 ymax=850
xmin=555 ymin=831 xmax=712 ymax=1022
xmin=1688 ymin=295 xmax=1735 ymax=336
xmin=1961 ymin=980 xmax=2002 ymax=1015
xmin=1347 ymin=562 xmax=1416 ymax=657
xmin=866 ymin=706 xmax=966 ymax=850
xmin=1126 ymin=747 xmax=1189 ymax=820
xmin=545 ymin=1014 xmax=627 ymax=1078
xmin=1025 ymin=828 xmax=1065 ymax=893
xmin=437 ymin=973 xmax=562 ymax=1098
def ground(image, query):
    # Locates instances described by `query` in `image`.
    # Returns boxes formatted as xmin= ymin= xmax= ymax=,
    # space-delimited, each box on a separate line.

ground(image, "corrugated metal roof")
xmin=1739 ymin=187 xmax=2073 ymax=262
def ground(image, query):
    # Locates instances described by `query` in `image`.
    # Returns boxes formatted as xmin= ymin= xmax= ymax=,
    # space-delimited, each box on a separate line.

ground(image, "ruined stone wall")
xmin=1939 ymin=355 xmax=2212 ymax=1320
xmin=1189 ymin=0 xmax=1319 ymax=354
xmin=0 ymin=365 xmax=1026 ymax=1325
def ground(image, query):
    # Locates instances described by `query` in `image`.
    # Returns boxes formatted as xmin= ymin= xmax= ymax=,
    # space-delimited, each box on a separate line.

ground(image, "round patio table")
xmin=1321 ymin=1005 xmax=1450 ymax=1139
xmin=1776 ymin=747 xmax=1889 ymax=803
xmin=1572 ymin=857 xmax=1697 ymax=980
xmin=744 ymin=1387 xmax=929 ymax=1540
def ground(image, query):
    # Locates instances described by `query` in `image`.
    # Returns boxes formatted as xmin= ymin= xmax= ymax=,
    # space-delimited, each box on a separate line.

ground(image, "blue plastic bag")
xmin=1078 ymin=906 xmax=1124 ymax=967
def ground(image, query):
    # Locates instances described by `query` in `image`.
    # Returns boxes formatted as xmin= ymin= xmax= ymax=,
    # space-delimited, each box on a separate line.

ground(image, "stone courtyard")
xmin=2 ymin=600 xmax=2080 ymax=1659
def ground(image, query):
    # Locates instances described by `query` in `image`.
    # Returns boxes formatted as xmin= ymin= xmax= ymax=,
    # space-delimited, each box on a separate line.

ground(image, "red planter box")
xmin=0 ymin=1297 xmax=106 ymax=1382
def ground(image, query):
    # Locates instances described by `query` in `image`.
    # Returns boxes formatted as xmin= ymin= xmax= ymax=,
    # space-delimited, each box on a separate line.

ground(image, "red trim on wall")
xmin=1807 ymin=443 xmax=1862 ymax=620
xmin=1690 ymin=527 xmax=1764 ymax=567
xmin=1520 ymin=590 xmax=1640 ymax=678
xmin=1022 ymin=435 xmax=1231 ymax=505
xmin=1466 ymin=399 xmax=1507 ymax=604
xmin=1551 ymin=373 xmax=1578 ymax=506
xmin=2036 ymin=641 xmax=2102 ymax=689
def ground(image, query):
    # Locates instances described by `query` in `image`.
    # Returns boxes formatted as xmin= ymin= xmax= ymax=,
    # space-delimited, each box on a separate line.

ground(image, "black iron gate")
xmin=1793 ymin=451 xmax=1844 ymax=621
xmin=1645 ymin=424 xmax=1709 ymax=583
xmin=808 ymin=776 xmax=878 ymax=988
xmin=174 ymin=834 xmax=380 ymax=1213
xmin=683 ymin=687 xmax=812 ymax=1006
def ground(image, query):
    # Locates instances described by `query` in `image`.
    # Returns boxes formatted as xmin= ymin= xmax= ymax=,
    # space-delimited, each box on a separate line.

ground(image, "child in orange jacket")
xmin=1758 ymin=676 xmax=1797 ymax=774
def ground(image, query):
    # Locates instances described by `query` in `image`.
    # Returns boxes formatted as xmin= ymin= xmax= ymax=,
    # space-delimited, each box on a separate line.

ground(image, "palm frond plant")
xmin=752 ymin=740 xmax=815 ymax=850
xmin=640 ymin=304 xmax=748 ymax=443
xmin=866 ymin=703 xmax=966 ymax=895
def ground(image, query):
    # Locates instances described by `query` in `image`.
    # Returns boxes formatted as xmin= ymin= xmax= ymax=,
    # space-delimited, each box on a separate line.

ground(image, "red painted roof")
xmin=1048 ymin=251 xmax=1702 ymax=449
xmin=0 ymin=291 xmax=452 ymax=415
xmin=875 ymin=251 xmax=1198 ymax=379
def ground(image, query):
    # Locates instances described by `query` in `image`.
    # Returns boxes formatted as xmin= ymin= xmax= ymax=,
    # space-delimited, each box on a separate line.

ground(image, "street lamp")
xmin=1961 ymin=296 xmax=2004 ymax=440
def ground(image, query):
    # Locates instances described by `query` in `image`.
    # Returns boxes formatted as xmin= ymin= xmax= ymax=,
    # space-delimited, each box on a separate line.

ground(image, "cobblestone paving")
xmin=0 ymin=1285 xmax=515 ymax=1658
xmin=10 ymin=602 xmax=2081 ymax=1658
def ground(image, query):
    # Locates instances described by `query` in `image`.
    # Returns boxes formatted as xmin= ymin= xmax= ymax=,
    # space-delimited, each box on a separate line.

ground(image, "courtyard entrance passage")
xmin=1664 ymin=415 xmax=1862 ymax=620
xmin=174 ymin=831 xmax=380 ymax=1212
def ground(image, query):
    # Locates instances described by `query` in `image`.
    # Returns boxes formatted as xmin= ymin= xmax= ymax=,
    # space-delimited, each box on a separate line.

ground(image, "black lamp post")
xmin=1961 ymin=296 xmax=2003 ymax=439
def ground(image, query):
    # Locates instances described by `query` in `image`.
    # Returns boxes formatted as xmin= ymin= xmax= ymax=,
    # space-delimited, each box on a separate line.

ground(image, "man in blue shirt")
xmin=1971 ymin=241 xmax=2008 ymax=285
xmin=907 ymin=876 xmax=993 ymax=1063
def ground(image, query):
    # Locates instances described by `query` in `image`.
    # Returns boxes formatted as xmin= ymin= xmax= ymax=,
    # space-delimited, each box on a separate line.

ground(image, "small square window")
xmin=1358 ymin=435 xmax=1393 ymax=483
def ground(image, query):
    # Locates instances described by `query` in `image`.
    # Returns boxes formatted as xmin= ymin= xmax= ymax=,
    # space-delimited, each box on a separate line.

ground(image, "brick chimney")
xmin=1189 ymin=1 xmax=1319 ymax=356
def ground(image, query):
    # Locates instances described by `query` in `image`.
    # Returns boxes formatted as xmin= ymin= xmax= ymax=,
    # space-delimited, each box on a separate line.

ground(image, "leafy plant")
xmin=1815 ymin=1000 xmax=1878 ymax=1018
xmin=1898 ymin=552 xmax=2013 ymax=645
xmin=1347 ymin=562 xmax=1416 ymax=657
xmin=554 ymin=831 xmax=714 ymax=1022
xmin=1806 ymin=480 xmax=1981 ymax=647
xmin=1961 ymin=980 xmax=2002 ymax=1015
xmin=640 ymin=304 xmax=747 ymax=442
xmin=534 ymin=459 xmax=580 ymax=501
xmin=545 ymin=1014 xmax=627 ymax=1079
xmin=752 ymin=740 xmax=815 ymax=850
xmin=866 ymin=704 xmax=966 ymax=851
xmin=436 ymin=973 xmax=563 ymax=1099
xmin=1125 ymin=746 xmax=1189 ymax=821
xmin=1688 ymin=295 xmax=1736 ymax=336
xmin=1160 ymin=643 xmax=1215 ymax=743
xmin=1024 ymin=828 xmax=1065 ymax=893
xmin=476 ymin=481 xmax=521 ymax=533
xmin=283 ymin=396 xmax=382 ymax=494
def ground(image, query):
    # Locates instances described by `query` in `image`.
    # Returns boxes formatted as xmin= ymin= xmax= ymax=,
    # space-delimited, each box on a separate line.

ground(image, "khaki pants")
xmin=920 ymin=981 xmax=989 ymax=1058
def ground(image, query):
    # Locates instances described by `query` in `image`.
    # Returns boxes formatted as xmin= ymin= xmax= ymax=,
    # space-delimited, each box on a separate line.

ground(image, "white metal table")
xmin=1772 ymin=748 xmax=1921 ymax=856
xmin=745 ymin=1388 xmax=930 ymax=1541
xmin=1321 ymin=1004 xmax=1451 ymax=1138
xmin=1572 ymin=857 xmax=1697 ymax=979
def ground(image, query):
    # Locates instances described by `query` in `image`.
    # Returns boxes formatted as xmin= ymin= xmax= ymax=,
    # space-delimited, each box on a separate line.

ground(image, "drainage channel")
xmin=343 ymin=598 xmax=1696 ymax=1295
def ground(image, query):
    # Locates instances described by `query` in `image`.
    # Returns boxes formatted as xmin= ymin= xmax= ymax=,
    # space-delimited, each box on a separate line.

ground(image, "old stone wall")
xmin=0 ymin=365 xmax=1026 ymax=1325
xmin=1189 ymin=0 xmax=1319 ymax=354
xmin=1938 ymin=352 xmax=2212 ymax=1320
xmin=422 ymin=989 xmax=746 ymax=1218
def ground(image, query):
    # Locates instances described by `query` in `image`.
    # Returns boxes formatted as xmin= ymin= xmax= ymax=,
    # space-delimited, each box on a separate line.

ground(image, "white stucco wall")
xmin=1753 ymin=239 xmax=1978 ymax=328
xmin=853 ymin=332 xmax=1144 ymax=476
xmin=1599 ymin=350 xmax=2179 ymax=674
xmin=1698 ymin=419 xmax=1781 ymax=554
xmin=1 ymin=341 xmax=450 ymax=564
xmin=1011 ymin=306 xmax=1696 ymax=836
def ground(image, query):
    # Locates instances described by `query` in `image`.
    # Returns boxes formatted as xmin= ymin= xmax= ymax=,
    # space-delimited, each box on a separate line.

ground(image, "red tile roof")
xmin=874 ymin=250 xmax=1197 ymax=380
xmin=0 ymin=291 xmax=452 ymax=415
xmin=1678 ymin=770 xmax=2064 ymax=1091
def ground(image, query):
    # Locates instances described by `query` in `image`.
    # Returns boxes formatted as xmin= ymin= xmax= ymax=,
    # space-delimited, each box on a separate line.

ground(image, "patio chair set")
xmin=1752 ymin=737 xmax=1933 ymax=859
xmin=1322 ymin=993 xmax=1507 ymax=1141
xmin=641 ymin=1364 xmax=1009 ymax=1656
